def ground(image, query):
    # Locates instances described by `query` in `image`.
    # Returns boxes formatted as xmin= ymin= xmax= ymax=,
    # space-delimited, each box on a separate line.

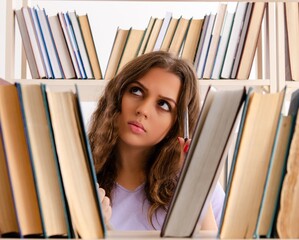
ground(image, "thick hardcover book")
xmin=161 ymin=86 xmax=246 ymax=238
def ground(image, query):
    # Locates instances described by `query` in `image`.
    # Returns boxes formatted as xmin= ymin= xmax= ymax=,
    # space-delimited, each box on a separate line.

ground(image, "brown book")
xmin=168 ymin=17 xmax=190 ymax=56
xmin=104 ymin=27 xmax=130 ymax=80
xmin=0 ymin=85 xmax=43 ymax=237
xmin=78 ymin=14 xmax=103 ymax=79
xmin=254 ymin=114 xmax=294 ymax=237
xmin=17 ymin=84 xmax=70 ymax=237
xmin=181 ymin=18 xmax=204 ymax=64
xmin=117 ymin=28 xmax=145 ymax=73
xmin=0 ymin=127 xmax=18 ymax=237
xmin=284 ymin=2 xmax=299 ymax=81
xmin=45 ymin=87 xmax=106 ymax=238
xmin=137 ymin=16 xmax=156 ymax=56
xmin=219 ymin=88 xmax=286 ymax=239
xmin=15 ymin=9 xmax=39 ymax=79
xmin=160 ymin=17 xmax=179 ymax=52
xmin=236 ymin=2 xmax=266 ymax=80
xmin=144 ymin=18 xmax=163 ymax=54
xmin=276 ymin=90 xmax=299 ymax=238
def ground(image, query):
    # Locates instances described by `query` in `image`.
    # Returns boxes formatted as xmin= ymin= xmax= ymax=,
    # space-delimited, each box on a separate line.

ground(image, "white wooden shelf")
xmin=7 ymin=79 xmax=272 ymax=101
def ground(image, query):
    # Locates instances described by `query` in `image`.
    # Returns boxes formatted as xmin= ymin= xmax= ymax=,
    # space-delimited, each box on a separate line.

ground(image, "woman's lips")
xmin=128 ymin=121 xmax=146 ymax=134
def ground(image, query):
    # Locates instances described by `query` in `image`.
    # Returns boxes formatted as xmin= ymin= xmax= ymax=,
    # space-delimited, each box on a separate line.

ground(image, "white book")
xmin=31 ymin=7 xmax=53 ymax=78
xmin=65 ymin=12 xmax=85 ymax=79
xmin=221 ymin=2 xmax=248 ymax=79
xmin=68 ymin=11 xmax=94 ymax=79
xmin=58 ymin=12 xmax=81 ymax=79
xmin=22 ymin=7 xmax=47 ymax=79
xmin=36 ymin=8 xmax=63 ymax=79
xmin=196 ymin=13 xmax=216 ymax=79
xmin=153 ymin=12 xmax=172 ymax=51
xmin=211 ymin=12 xmax=235 ymax=79
xmin=48 ymin=15 xmax=76 ymax=79
xmin=203 ymin=4 xmax=227 ymax=79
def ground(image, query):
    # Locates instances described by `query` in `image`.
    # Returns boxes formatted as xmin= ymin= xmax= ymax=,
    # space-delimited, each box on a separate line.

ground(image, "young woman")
xmin=88 ymin=51 xmax=224 ymax=231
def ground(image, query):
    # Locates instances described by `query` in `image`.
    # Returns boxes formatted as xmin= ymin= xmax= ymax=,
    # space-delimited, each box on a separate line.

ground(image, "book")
xmin=180 ymin=18 xmax=204 ymax=64
xmin=211 ymin=11 xmax=235 ymax=79
xmin=196 ymin=13 xmax=216 ymax=79
xmin=144 ymin=18 xmax=163 ymax=54
xmin=284 ymin=2 xmax=299 ymax=81
xmin=45 ymin=86 xmax=106 ymax=238
xmin=15 ymin=9 xmax=40 ymax=79
xmin=193 ymin=14 xmax=209 ymax=70
xmin=230 ymin=2 xmax=253 ymax=79
xmin=236 ymin=2 xmax=266 ymax=80
xmin=36 ymin=8 xmax=64 ymax=79
xmin=168 ymin=17 xmax=191 ymax=56
xmin=0 ymin=122 xmax=19 ymax=237
xmin=78 ymin=14 xmax=103 ymax=79
xmin=31 ymin=7 xmax=53 ymax=79
xmin=161 ymin=86 xmax=246 ymax=238
xmin=22 ymin=7 xmax=47 ymax=79
xmin=16 ymin=83 xmax=71 ymax=237
xmin=68 ymin=11 xmax=94 ymax=79
xmin=48 ymin=14 xmax=76 ymax=79
xmin=160 ymin=17 xmax=179 ymax=52
xmin=137 ymin=17 xmax=156 ymax=56
xmin=58 ymin=12 xmax=81 ymax=79
xmin=219 ymin=88 xmax=286 ymax=239
xmin=116 ymin=28 xmax=145 ymax=74
xmin=104 ymin=27 xmax=130 ymax=80
xmin=64 ymin=12 xmax=86 ymax=79
xmin=202 ymin=3 xmax=227 ymax=79
xmin=220 ymin=2 xmax=248 ymax=79
xmin=153 ymin=12 xmax=172 ymax=51
xmin=275 ymin=89 xmax=299 ymax=238
xmin=0 ymin=85 xmax=43 ymax=237
xmin=254 ymin=114 xmax=295 ymax=238
xmin=276 ymin=111 xmax=299 ymax=238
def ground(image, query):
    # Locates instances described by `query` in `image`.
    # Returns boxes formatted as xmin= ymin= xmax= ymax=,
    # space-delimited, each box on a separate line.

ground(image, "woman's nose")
xmin=135 ymin=100 xmax=152 ymax=119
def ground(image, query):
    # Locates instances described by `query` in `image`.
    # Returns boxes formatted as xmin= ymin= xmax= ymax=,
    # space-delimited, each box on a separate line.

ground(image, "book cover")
xmin=161 ymin=86 xmax=246 ymax=238
xmin=17 ymin=83 xmax=72 ymax=238
xmin=219 ymin=88 xmax=286 ymax=239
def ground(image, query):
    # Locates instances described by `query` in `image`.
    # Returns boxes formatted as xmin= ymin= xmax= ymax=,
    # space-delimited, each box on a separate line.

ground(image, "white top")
xmin=110 ymin=182 xmax=225 ymax=230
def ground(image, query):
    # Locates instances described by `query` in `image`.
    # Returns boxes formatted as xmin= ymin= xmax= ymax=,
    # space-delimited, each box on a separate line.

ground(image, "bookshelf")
xmin=3 ymin=0 xmax=279 ymax=102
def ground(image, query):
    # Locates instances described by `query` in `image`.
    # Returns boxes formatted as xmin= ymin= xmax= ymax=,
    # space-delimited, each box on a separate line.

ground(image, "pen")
xmin=184 ymin=108 xmax=189 ymax=142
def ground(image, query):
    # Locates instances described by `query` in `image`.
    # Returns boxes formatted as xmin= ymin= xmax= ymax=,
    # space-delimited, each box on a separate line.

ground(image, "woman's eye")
xmin=158 ymin=100 xmax=171 ymax=111
xmin=130 ymin=86 xmax=143 ymax=96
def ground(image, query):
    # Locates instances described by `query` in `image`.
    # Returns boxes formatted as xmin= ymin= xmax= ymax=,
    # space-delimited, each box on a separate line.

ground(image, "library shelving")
xmin=3 ymin=0 xmax=280 ymax=102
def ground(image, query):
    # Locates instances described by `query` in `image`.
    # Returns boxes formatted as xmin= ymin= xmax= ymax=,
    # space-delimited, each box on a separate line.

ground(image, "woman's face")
xmin=117 ymin=67 xmax=182 ymax=149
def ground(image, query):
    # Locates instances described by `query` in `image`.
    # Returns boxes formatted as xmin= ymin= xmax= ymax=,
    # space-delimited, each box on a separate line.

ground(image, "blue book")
xmin=65 ymin=12 xmax=86 ymax=79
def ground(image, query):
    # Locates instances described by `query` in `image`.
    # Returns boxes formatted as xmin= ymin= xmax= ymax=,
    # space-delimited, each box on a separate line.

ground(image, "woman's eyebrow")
xmin=133 ymin=81 xmax=177 ymax=106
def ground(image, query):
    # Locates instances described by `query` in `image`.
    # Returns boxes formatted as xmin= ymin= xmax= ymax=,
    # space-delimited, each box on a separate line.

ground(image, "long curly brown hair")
xmin=88 ymin=51 xmax=200 ymax=227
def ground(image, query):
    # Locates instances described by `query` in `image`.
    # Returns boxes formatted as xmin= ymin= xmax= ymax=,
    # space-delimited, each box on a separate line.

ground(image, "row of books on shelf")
xmin=15 ymin=6 xmax=102 ymax=80
xmin=0 ymin=80 xmax=298 ymax=238
xmin=17 ymin=2 xmax=266 ymax=81
xmin=105 ymin=2 xmax=266 ymax=80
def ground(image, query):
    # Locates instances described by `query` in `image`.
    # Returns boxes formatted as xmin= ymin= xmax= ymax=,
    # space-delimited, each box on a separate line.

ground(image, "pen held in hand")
xmin=184 ymin=108 xmax=189 ymax=142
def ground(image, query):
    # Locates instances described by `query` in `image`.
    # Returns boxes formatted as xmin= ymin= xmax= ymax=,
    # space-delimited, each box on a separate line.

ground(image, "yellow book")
xmin=219 ymin=88 xmax=286 ymax=239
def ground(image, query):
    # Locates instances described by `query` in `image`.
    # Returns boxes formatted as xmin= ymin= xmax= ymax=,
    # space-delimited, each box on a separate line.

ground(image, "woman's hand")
xmin=97 ymin=187 xmax=113 ymax=229
xmin=177 ymin=137 xmax=191 ymax=167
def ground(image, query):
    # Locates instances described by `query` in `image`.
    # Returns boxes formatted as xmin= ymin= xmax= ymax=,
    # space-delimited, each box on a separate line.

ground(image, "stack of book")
xmin=15 ymin=7 xmax=102 ymax=80
xmin=105 ymin=2 xmax=266 ymax=80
